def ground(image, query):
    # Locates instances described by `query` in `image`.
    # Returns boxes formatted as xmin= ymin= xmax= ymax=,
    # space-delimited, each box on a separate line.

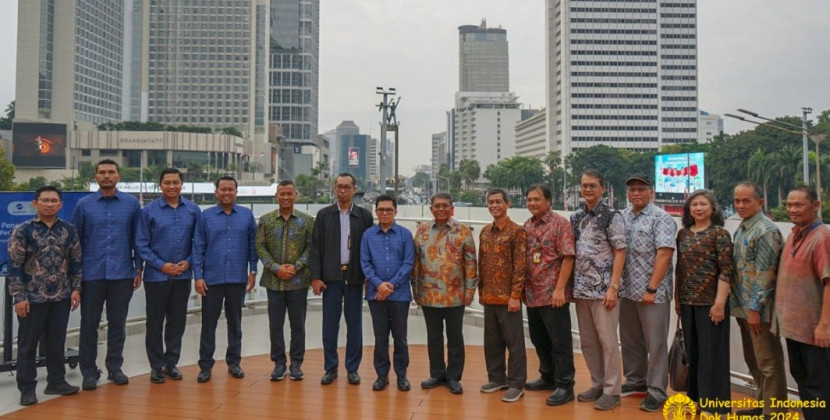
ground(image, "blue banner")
xmin=0 ymin=191 xmax=90 ymax=276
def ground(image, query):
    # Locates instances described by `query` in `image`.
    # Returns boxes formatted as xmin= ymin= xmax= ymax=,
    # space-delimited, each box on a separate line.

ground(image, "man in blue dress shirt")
xmin=136 ymin=168 xmax=201 ymax=384
xmin=192 ymin=176 xmax=258 ymax=383
xmin=360 ymin=194 xmax=415 ymax=392
xmin=72 ymin=159 xmax=143 ymax=391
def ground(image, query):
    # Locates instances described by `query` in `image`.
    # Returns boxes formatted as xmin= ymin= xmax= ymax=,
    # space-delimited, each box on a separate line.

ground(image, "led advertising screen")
xmin=654 ymin=152 xmax=705 ymax=198
xmin=348 ymin=147 xmax=360 ymax=167
xmin=11 ymin=122 xmax=67 ymax=168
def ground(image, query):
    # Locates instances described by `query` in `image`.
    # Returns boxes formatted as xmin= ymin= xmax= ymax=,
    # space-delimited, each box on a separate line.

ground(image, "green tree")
xmin=0 ymin=100 xmax=14 ymax=130
xmin=483 ymin=156 xmax=546 ymax=199
xmin=565 ymin=145 xmax=629 ymax=206
xmin=294 ymin=174 xmax=316 ymax=199
xmin=0 ymin=146 xmax=15 ymax=190
xmin=458 ymin=159 xmax=481 ymax=190
xmin=459 ymin=190 xmax=482 ymax=206
xmin=220 ymin=126 xmax=244 ymax=137
xmin=187 ymin=161 xmax=206 ymax=182
xmin=410 ymin=172 xmax=430 ymax=189
xmin=747 ymin=149 xmax=774 ymax=212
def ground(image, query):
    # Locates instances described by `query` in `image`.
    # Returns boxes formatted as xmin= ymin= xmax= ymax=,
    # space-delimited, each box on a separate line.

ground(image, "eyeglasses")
xmin=431 ymin=204 xmax=452 ymax=209
xmin=580 ymin=183 xmax=601 ymax=190
xmin=37 ymin=199 xmax=61 ymax=204
xmin=335 ymin=184 xmax=353 ymax=191
xmin=375 ymin=208 xmax=395 ymax=214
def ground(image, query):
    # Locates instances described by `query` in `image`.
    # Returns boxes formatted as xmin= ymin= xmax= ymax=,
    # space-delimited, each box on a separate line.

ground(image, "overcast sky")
xmin=1 ymin=0 xmax=829 ymax=176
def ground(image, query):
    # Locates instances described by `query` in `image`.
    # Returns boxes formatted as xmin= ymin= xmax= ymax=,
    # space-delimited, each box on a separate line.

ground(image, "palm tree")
xmin=458 ymin=159 xmax=480 ymax=190
xmin=772 ymin=147 xmax=801 ymax=204
xmin=747 ymin=149 xmax=772 ymax=212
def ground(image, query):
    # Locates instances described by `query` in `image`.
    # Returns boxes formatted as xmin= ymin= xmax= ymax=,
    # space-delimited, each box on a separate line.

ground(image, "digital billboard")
xmin=654 ymin=152 xmax=705 ymax=198
xmin=11 ymin=122 xmax=67 ymax=168
xmin=348 ymin=147 xmax=360 ymax=167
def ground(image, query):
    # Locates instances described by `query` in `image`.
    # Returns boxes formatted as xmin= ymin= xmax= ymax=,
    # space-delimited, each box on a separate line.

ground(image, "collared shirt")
xmin=620 ymin=203 xmax=677 ymax=303
xmin=7 ymin=217 xmax=83 ymax=304
xmin=411 ymin=218 xmax=478 ymax=308
xmin=730 ymin=212 xmax=782 ymax=321
xmin=360 ymin=222 xmax=415 ymax=302
xmin=338 ymin=202 xmax=352 ymax=264
xmin=570 ymin=202 xmax=627 ymax=300
xmin=256 ymin=208 xmax=314 ymax=291
xmin=71 ymin=189 xmax=143 ymax=281
xmin=775 ymin=223 xmax=830 ymax=345
xmin=478 ymin=217 xmax=527 ymax=305
xmin=675 ymin=226 xmax=734 ymax=306
xmin=135 ymin=196 xmax=201 ymax=282
xmin=523 ymin=210 xmax=575 ymax=307
xmin=192 ymin=204 xmax=258 ymax=285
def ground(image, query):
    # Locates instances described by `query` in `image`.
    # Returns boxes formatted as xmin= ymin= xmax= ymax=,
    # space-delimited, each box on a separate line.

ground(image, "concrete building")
xmin=545 ymin=0 xmax=698 ymax=156
xmin=15 ymin=0 xmax=128 ymax=125
xmin=431 ymin=132 xmax=449 ymax=176
xmin=698 ymin=110 xmax=723 ymax=144
xmin=337 ymin=134 xmax=372 ymax=191
xmin=515 ymin=108 xmax=547 ymax=160
xmin=269 ymin=0 xmax=320 ymax=178
xmin=458 ymin=19 xmax=509 ymax=92
xmin=450 ymin=91 xmax=522 ymax=170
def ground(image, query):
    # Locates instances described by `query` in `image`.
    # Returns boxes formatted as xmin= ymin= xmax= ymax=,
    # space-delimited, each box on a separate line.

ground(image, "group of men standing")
xmin=7 ymin=162 xmax=830 ymax=418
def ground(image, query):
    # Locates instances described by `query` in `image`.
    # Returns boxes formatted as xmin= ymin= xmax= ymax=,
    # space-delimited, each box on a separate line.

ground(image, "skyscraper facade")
xmin=16 ymin=0 xmax=126 ymax=124
xmin=449 ymin=19 xmax=521 ymax=171
xmin=269 ymin=0 xmax=319 ymax=177
xmin=545 ymin=0 xmax=698 ymax=156
xmin=142 ymin=0 xmax=268 ymax=137
xmin=458 ymin=19 xmax=509 ymax=92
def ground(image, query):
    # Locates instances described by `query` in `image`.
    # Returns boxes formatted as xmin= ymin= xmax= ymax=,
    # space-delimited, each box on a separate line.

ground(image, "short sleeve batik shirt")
xmin=570 ymin=202 xmax=627 ymax=300
xmin=523 ymin=210 xmax=575 ymax=307
xmin=620 ymin=203 xmax=677 ymax=303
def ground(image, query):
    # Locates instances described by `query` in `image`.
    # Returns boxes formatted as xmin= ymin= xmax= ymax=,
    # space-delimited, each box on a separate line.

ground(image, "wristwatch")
xmin=645 ymin=286 xmax=657 ymax=294
xmin=609 ymin=283 xmax=619 ymax=291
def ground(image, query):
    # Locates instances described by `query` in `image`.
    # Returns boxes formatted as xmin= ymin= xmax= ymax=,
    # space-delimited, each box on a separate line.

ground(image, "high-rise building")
xmin=449 ymin=20 xmax=521 ymax=171
xmin=698 ymin=110 xmax=722 ymax=144
xmin=142 ymin=0 xmax=269 ymax=139
xmin=16 ymin=0 xmax=127 ymax=124
xmin=515 ymin=109 xmax=547 ymax=160
xmin=458 ymin=19 xmax=509 ymax=92
xmin=545 ymin=0 xmax=698 ymax=156
xmin=431 ymin=132 xmax=448 ymax=176
xmin=269 ymin=0 xmax=320 ymax=178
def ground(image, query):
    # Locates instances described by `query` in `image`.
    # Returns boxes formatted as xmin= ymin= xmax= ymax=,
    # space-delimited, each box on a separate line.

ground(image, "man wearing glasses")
xmin=310 ymin=173 xmax=374 ymax=385
xmin=360 ymin=194 xmax=415 ymax=391
xmin=411 ymin=192 xmax=478 ymax=395
xmin=8 ymin=186 xmax=83 ymax=405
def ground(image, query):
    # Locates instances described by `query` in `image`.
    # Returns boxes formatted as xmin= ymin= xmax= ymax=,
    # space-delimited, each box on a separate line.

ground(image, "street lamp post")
xmin=376 ymin=87 xmax=401 ymax=199
xmin=376 ymin=87 xmax=396 ymax=194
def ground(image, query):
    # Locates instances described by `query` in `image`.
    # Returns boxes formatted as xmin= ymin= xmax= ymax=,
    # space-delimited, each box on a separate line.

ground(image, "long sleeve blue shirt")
xmin=71 ymin=190 xmax=143 ymax=281
xmin=135 ymin=196 xmax=201 ymax=282
xmin=360 ymin=223 xmax=415 ymax=302
xmin=192 ymin=204 xmax=258 ymax=285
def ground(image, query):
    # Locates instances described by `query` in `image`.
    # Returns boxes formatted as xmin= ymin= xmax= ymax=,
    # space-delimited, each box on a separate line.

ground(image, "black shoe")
xmin=271 ymin=364 xmax=287 ymax=381
xmin=20 ymin=389 xmax=37 ymax=406
xmin=347 ymin=371 xmax=361 ymax=385
xmin=525 ymin=378 xmax=556 ymax=391
xmin=321 ymin=370 xmax=337 ymax=385
xmin=447 ymin=380 xmax=463 ymax=394
xmin=397 ymin=377 xmax=411 ymax=391
xmin=421 ymin=377 xmax=445 ymax=389
xmin=150 ymin=368 xmax=166 ymax=384
xmin=82 ymin=376 xmax=98 ymax=391
xmin=640 ymin=395 xmax=664 ymax=412
xmin=546 ymin=388 xmax=575 ymax=406
xmin=164 ymin=365 xmax=183 ymax=380
xmin=228 ymin=364 xmax=245 ymax=379
xmin=289 ymin=364 xmax=304 ymax=381
xmin=197 ymin=369 xmax=212 ymax=383
xmin=44 ymin=381 xmax=80 ymax=396
xmin=373 ymin=376 xmax=389 ymax=391
xmin=108 ymin=370 xmax=129 ymax=385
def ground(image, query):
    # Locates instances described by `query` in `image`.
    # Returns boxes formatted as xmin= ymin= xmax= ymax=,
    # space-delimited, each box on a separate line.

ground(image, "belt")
xmin=340 ymin=265 xmax=348 ymax=271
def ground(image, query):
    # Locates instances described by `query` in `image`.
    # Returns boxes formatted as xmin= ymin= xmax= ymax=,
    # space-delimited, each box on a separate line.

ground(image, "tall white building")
xmin=16 ymin=0 xmax=128 ymax=125
xmin=431 ymin=131 xmax=448 ymax=176
xmin=449 ymin=20 xmax=521 ymax=170
xmin=545 ymin=0 xmax=698 ymax=156
xmin=515 ymin=109 xmax=547 ymax=159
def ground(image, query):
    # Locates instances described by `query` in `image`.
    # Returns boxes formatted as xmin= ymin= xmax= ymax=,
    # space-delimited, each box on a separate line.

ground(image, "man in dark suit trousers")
xmin=310 ymin=173 xmax=374 ymax=385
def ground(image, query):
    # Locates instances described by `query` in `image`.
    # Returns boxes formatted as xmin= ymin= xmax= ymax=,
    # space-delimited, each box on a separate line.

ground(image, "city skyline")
xmin=2 ymin=1 xmax=830 ymax=176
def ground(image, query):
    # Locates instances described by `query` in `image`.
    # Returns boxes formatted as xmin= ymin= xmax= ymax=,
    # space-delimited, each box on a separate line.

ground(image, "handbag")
xmin=668 ymin=318 xmax=689 ymax=392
